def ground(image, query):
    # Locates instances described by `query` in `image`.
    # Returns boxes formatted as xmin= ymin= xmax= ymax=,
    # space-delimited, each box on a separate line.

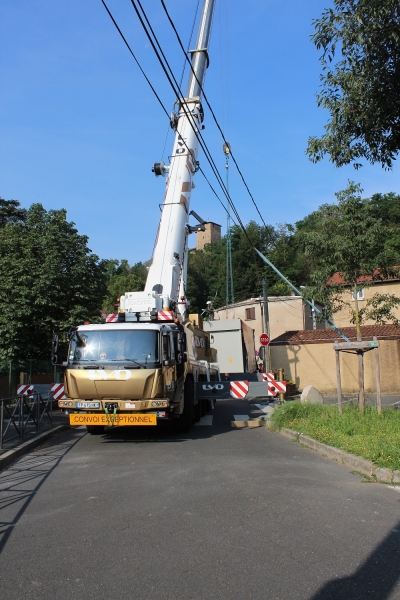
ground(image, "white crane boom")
xmin=120 ymin=0 xmax=216 ymax=324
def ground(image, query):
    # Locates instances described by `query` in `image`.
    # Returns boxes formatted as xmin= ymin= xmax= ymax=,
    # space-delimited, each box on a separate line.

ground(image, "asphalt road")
xmin=1 ymin=399 xmax=400 ymax=600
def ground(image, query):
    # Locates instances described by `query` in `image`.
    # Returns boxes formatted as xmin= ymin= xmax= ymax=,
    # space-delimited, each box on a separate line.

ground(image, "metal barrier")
xmin=0 ymin=392 xmax=53 ymax=449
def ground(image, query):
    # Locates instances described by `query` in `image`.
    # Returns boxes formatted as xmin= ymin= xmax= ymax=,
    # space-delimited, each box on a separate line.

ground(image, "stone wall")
xmin=271 ymin=339 xmax=400 ymax=393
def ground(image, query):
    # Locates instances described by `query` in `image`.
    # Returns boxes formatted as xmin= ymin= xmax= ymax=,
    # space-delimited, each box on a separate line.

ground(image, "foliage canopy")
xmin=0 ymin=200 xmax=107 ymax=364
xmin=297 ymin=182 xmax=400 ymax=329
xmin=307 ymin=0 xmax=400 ymax=169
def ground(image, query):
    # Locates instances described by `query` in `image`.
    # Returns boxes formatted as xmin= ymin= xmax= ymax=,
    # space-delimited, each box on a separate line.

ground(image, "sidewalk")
xmin=0 ymin=408 xmax=69 ymax=455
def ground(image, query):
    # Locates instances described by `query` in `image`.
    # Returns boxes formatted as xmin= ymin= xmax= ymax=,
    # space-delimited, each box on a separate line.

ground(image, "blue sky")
xmin=1 ymin=0 xmax=399 ymax=264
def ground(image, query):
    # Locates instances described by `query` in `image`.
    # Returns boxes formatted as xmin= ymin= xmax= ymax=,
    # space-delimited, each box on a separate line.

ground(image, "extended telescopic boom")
xmin=120 ymin=0 xmax=216 ymax=323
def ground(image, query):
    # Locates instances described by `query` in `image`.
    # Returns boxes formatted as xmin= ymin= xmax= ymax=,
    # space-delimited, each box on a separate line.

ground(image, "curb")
xmin=0 ymin=425 xmax=69 ymax=471
xmin=264 ymin=422 xmax=400 ymax=484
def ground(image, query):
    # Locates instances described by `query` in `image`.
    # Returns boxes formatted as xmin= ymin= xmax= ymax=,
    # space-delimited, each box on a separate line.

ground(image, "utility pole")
xmin=262 ymin=278 xmax=271 ymax=373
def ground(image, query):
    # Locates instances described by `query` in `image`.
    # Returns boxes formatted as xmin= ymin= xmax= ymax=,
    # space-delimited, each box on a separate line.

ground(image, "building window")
xmin=352 ymin=288 xmax=364 ymax=300
xmin=245 ymin=307 xmax=256 ymax=320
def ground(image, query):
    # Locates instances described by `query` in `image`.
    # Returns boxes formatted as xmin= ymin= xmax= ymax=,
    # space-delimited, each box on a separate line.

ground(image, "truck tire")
xmin=87 ymin=425 xmax=105 ymax=435
xmin=172 ymin=377 xmax=194 ymax=433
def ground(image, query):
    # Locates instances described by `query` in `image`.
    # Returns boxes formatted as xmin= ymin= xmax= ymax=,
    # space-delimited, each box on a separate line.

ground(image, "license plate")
xmin=76 ymin=402 xmax=100 ymax=409
xmin=70 ymin=413 xmax=157 ymax=426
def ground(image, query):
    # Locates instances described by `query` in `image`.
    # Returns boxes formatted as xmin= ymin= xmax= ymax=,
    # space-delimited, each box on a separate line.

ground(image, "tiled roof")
xmin=327 ymin=269 xmax=399 ymax=285
xmin=271 ymin=324 xmax=400 ymax=344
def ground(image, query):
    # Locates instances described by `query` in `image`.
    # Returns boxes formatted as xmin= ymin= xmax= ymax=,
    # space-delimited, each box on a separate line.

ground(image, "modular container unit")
xmin=203 ymin=319 xmax=256 ymax=374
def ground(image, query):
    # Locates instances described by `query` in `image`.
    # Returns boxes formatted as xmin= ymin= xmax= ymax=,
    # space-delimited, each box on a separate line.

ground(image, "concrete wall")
xmin=214 ymin=296 xmax=325 ymax=345
xmin=333 ymin=281 xmax=400 ymax=329
xmin=270 ymin=339 xmax=400 ymax=393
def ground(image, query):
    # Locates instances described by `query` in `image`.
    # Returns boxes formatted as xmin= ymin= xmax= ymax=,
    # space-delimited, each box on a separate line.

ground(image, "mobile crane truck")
xmin=52 ymin=0 xmax=220 ymax=434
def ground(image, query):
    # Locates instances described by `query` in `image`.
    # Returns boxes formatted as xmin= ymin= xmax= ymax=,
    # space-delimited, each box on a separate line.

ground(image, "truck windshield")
xmin=69 ymin=330 xmax=159 ymax=367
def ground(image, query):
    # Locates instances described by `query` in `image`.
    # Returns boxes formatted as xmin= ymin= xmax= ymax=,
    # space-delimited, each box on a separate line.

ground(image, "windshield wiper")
xmin=109 ymin=358 xmax=146 ymax=369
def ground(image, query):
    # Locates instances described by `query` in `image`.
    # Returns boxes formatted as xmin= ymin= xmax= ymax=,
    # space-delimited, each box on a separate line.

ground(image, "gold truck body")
xmin=57 ymin=316 xmax=218 ymax=433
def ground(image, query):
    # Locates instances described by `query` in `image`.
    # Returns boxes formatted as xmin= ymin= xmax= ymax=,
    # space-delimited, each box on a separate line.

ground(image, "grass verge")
xmin=270 ymin=401 xmax=400 ymax=470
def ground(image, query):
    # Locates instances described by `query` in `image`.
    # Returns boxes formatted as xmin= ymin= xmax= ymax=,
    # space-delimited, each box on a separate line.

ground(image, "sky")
xmin=1 ymin=0 xmax=399 ymax=265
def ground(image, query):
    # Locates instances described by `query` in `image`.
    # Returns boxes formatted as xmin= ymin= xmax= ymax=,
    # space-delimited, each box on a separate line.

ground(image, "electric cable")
xmin=102 ymin=0 xmax=257 ymax=263
xmin=160 ymin=0 xmax=268 ymax=228
xmin=133 ymin=0 xmax=230 ymax=209
xmin=130 ymin=0 xmax=253 ymax=247
xmin=99 ymin=0 xmax=237 ymax=227
xmin=178 ymin=0 xmax=200 ymax=89
xmin=103 ymin=0 xmax=248 ymax=244
xmin=162 ymin=0 xmax=200 ymax=161
xmin=100 ymin=0 xmax=169 ymax=120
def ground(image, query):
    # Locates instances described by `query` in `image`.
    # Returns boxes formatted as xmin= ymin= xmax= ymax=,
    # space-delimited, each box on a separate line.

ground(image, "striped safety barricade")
xmin=261 ymin=373 xmax=286 ymax=396
xmin=17 ymin=384 xmax=35 ymax=396
xmin=51 ymin=383 xmax=66 ymax=400
xmin=230 ymin=381 xmax=249 ymax=399
xmin=105 ymin=314 xmax=118 ymax=323
xmin=157 ymin=311 xmax=174 ymax=321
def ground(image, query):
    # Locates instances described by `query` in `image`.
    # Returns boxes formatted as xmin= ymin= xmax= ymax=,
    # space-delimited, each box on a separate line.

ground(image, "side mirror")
xmin=52 ymin=332 xmax=69 ymax=366
xmin=258 ymin=346 xmax=266 ymax=360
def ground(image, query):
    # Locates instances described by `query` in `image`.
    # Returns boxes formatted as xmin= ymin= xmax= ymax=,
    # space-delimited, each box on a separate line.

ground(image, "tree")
xmin=306 ymin=0 xmax=400 ymax=169
xmin=0 ymin=197 xmax=27 ymax=226
xmin=368 ymin=192 xmax=400 ymax=262
xmin=298 ymin=182 xmax=400 ymax=333
xmin=102 ymin=259 xmax=147 ymax=312
xmin=0 ymin=201 xmax=108 ymax=363
xmin=187 ymin=221 xmax=279 ymax=313
xmin=298 ymin=182 xmax=400 ymax=412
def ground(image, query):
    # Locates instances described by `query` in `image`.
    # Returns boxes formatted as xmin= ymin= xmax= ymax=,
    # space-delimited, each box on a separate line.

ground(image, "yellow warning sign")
xmin=69 ymin=413 xmax=157 ymax=426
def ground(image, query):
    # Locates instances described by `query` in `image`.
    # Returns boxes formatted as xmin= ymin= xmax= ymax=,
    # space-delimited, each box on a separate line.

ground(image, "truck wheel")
xmin=87 ymin=426 xmax=105 ymax=435
xmin=172 ymin=377 xmax=194 ymax=433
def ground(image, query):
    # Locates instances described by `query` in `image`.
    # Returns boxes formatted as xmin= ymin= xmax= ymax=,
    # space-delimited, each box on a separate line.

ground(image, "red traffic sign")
xmin=260 ymin=333 xmax=270 ymax=346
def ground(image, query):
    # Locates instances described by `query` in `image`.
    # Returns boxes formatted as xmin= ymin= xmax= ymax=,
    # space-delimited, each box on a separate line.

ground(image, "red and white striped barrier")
xmin=17 ymin=384 xmax=35 ymax=396
xmin=105 ymin=314 xmax=118 ymax=323
xmin=261 ymin=373 xmax=287 ymax=396
xmin=158 ymin=311 xmax=174 ymax=321
xmin=262 ymin=372 xmax=275 ymax=382
xmin=230 ymin=381 xmax=249 ymax=399
xmin=51 ymin=383 xmax=66 ymax=400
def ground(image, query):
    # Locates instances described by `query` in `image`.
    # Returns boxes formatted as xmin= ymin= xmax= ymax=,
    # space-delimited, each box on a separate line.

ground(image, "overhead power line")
xmin=100 ymin=0 xmax=255 ymax=252
xmin=129 ymin=0 xmax=252 ymax=245
xmin=99 ymin=0 xmax=237 ymax=227
xmin=159 ymin=0 xmax=268 ymax=229
xmin=100 ymin=0 xmax=169 ymax=120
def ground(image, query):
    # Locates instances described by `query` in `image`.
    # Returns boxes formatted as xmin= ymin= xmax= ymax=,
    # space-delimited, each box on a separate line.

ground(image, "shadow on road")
xmin=98 ymin=399 xmax=242 ymax=444
xmin=310 ymin=519 xmax=400 ymax=600
xmin=98 ymin=419 xmax=231 ymax=444
xmin=0 ymin=430 xmax=83 ymax=553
